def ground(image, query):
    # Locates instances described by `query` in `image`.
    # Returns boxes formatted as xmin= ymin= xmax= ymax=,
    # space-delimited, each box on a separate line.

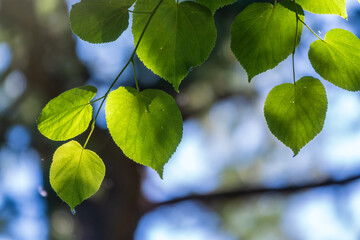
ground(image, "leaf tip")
xmin=172 ymin=83 xmax=180 ymax=93
xmin=70 ymin=205 xmax=77 ymax=215
xmin=247 ymin=72 xmax=255 ymax=83
xmin=80 ymin=85 xmax=97 ymax=94
xmin=292 ymin=151 xmax=299 ymax=157
xmin=341 ymin=10 xmax=348 ymax=19
xmin=291 ymin=145 xmax=301 ymax=157
xmin=156 ymin=167 xmax=164 ymax=179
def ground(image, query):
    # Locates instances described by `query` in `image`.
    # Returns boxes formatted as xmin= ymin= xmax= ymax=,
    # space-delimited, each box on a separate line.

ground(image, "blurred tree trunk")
xmin=0 ymin=0 xmax=144 ymax=239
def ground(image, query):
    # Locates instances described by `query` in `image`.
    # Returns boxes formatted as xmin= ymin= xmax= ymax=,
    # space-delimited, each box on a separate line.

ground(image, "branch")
xmin=145 ymin=173 xmax=360 ymax=211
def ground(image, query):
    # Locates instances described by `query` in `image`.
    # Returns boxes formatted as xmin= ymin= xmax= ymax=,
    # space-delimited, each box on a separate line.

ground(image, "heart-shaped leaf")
xmin=309 ymin=28 xmax=360 ymax=91
xmin=37 ymin=86 xmax=97 ymax=141
xmin=264 ymin=77 xmax=327 ymax=155
xmin=70 ymin=0 xmax=135 ymax=43
xmin=132 ymin=0 xmax=216 ymax=91
xmin=195 ymin=0 xmax=236 ymax=14
xmin=296 ymin=0 xmax=347 ymax=18
xmin=105 ymin=87 xmax=183 ymax=177
xmin=231 ymin=1 xmax=304 ymax=82
xmin=50 ymin=140 xmax=105 ymax=211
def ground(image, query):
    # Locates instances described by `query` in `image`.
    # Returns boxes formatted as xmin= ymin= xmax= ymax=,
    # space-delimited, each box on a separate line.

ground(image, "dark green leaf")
xmin=70 ymin=0 xmax=135 ymax=43
xmin=195 ymin=0 xmax=236 ymax=14
xmin=231 ymin=1 xmax=304 ymax=82
xmin=132 ymin=0 xmax=216 ymax=91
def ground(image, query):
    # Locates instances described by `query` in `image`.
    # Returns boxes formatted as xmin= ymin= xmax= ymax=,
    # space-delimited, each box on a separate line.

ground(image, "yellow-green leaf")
xmin=264 ymin=77 xmax=327 ymax=155
xmin=309 ymin=29 xmax=360 ymax=91
xmin=105 ymin=87 xmax=183 ymax=178
xmin=296 ymin=0 xmax=347 ymax=18
xmin=37 ymin=86 xmax=97 ymax=141
xmin=50 ymin=140 xmax=105 ymax=211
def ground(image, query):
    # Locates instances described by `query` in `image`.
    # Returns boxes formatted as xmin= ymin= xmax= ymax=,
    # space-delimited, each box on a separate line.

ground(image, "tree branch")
xmin=145 ymin=173 xmax=360 ymax=212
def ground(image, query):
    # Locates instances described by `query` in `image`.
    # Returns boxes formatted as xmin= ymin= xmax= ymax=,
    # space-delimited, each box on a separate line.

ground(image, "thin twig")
xmin=145 ymin=173 xmax=360 ymax=212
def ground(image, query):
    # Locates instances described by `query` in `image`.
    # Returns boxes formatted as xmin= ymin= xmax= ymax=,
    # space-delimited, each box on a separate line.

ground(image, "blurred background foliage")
xmin=1 ymin=0 xmax=360 ymax=239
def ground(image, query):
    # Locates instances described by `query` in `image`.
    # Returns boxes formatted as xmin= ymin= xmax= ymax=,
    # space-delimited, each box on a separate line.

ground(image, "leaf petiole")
xmin=82 ymin=0 xmax=165 ymax=148
xmin=131 ymin=59 xmax=140 ymax=91
xmin=89 ymin=96 xmax=105 ymax=104
xmin=292 ymin=0 xmax=299 ymax=85
xmin=83 ymin=121 xmax=95 ymax=149
xmin=128 ymin=10 xmax=152 ymax=14
xmin=298 ymin=18 xmax=324 ymax=41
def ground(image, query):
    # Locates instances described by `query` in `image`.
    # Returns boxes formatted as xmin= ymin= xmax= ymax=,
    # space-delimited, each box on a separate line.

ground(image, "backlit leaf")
xmin=296 ymin=0 xmax=347 ymax=18
xmin=264 ymin=77 xmax=327 ymax=155
xmin=105 ymin=87 xmax=183 ymax=178
xmin=195 ymin=0 xmax=237 ymax=14
xmin=70 ymin=0 xmax=135 ymax=43
xmin=37 ymin=86 xmax=97 ymax=141
xmin=309 ymin=28 xmax=360 ymax=91
xmin=231 ymin=1 xmax=304 ymax=82
xmin=132 ymin=0 xmax=216 ymax=91
xmin=50 ymin=140 xmax=105 ymax=211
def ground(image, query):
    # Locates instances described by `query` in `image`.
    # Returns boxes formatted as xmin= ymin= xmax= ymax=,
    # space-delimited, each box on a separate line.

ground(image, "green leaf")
xmin=295 ymin=0 xmax=347 ymax=18
xmin=309 ymin=29 xmax=360 ymax=91
xmin=264 ymin=77 xmax=327 ymax=155
xmin=37 ymin=86 xmax=97 ymax=141
xmin=231 ymin=1 xmax=304 ymax=82
xmin=50 ymin=140 xmax=105 ymax=211
xmin=132 ymin=0 xmax=216 ymax=91
xmin=105 ymin=87 xmax=183 ymax=177
xmin=195 ymin=0 xmax=236 ymax=14
xmin=70 ymin=0 xmax=135 ymax=43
